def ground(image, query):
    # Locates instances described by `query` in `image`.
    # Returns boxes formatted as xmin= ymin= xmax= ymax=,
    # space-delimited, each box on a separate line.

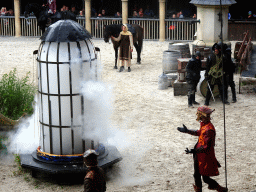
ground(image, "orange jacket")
xmin=194 ymin=121 xmax=220 ymax=176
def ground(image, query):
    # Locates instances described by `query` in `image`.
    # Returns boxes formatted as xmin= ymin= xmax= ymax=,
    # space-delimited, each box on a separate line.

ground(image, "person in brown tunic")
xmin=83 ymin=149 xmax=106 ymax=192
xmin=111 ymin=24 xmax=133 ymax=72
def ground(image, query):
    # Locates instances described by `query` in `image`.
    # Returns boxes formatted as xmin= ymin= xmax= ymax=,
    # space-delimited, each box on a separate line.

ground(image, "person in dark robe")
xmin=186 ymin=51 xmax=203 ymax=108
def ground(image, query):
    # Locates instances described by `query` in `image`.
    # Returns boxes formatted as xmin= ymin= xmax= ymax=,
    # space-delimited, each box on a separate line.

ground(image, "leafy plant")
xmin=0 ymin=68 xmax=37 ymax=120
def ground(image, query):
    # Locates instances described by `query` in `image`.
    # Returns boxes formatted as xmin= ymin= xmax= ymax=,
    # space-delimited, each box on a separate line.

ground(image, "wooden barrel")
xmin=162 ymin=50 xmax=181 ymax=74
xmin=169 ymin=43 xmax=191 ymax=58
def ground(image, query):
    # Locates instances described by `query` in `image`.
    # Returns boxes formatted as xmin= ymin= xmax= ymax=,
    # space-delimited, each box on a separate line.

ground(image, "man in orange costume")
xmin=177 ymin=106 xmax=228 ymax=192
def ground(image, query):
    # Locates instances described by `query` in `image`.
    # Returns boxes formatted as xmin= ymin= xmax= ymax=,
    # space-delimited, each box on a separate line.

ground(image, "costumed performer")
xmin=83 ymin=149 xmax=106 ymax=192
xmin=111 ymin=24 xmax=133 ymax=72
xmin=186 ymin=51 xmax=203 ymax=108
xmin=177 ymin=106 xmax=228 ymax=192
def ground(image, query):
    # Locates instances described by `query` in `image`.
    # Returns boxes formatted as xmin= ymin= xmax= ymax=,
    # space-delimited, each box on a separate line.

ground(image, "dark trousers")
xmin=187 ymin=80 xmax=199 ymax=105
xmin=205 ymin=79 xmax=226 ymax=105
xmin=193 ymin=155 xmax=218 ymax=188
xmin=225 ymin=74 xmax=236 ymax=101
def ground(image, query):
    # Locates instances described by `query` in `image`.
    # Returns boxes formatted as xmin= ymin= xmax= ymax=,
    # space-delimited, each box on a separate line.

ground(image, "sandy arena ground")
xmin=0 ymin=37 xmax=256 ymax=192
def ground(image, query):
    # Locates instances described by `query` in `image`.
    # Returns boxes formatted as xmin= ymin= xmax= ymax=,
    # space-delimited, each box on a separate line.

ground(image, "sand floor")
xmin=0 ymin=37 xmax=256 ymax=192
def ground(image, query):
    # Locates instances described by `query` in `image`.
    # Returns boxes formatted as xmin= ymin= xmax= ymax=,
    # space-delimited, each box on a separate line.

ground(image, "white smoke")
xmin=8 ymin=96 xmax=40 ymax=154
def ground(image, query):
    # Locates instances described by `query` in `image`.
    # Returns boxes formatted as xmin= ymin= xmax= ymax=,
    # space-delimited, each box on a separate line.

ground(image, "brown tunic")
xmin=119 ymin=34 xmax=132 ymax=60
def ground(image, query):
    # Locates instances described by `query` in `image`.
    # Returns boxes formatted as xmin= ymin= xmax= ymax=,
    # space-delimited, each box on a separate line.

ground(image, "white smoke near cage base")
xmin=8 ymin=95 xmax=40 ymax=155
xmin=79 ymin=59 xmax=153 ymax=187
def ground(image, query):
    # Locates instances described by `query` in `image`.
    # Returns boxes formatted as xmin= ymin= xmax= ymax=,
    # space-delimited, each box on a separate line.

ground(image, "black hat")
xmin=195 ymin=51 xmax=201 ymax=57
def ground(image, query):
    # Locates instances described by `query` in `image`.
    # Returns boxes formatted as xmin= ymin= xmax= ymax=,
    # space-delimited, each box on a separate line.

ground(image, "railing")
xmin=90 ymin=17 xmax=198 ymax=40
xmin=0 ymin=16 xmax=16 ymax=36
xmin=0 ymin=16 xmax=198 ymax=41
xmin=0 ymin=16 xmax=42 ymax=36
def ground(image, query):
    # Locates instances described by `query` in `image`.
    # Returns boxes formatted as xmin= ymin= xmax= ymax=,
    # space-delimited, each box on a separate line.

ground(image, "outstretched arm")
xmin=111 ymin=33 xmax=121 ymax=42
xmin=177 ymin=124 xmax=199 ymax=136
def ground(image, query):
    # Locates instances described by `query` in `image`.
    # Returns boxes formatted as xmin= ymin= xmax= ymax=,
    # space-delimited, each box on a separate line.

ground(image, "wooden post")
xmin=14 ymin=0 xmax=21 ymax=37
xmin=85 ymin=0 xmax=91 ymax=34
xmin=121 ymin=0 xmax=128 ymax=24
xmin=159 ymin=0 xmax=166 ymax=42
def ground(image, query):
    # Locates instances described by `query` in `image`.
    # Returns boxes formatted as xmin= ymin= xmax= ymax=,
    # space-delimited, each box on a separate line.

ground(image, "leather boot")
xmin=216 ymin=184 xmax=228 ymax=192
xmin=192 ymin=94 xmax=200 ymax=105
xmin=193 ymin=184 xmax=202 ymax=192
xmin=231 ymin=84 xmax=237 ymax=103
xmin=119 ymin=66 xmax=124 ymax=72
xmin=208 ymin=184 xmax=228 ymax=192
xmin=220 ymin=93 xmax=230 ymax=105
xmin=188 ymin=95 xmax=194 ymax=108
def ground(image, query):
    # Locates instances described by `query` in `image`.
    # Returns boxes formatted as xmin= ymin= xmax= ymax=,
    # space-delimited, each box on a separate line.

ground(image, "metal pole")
xmin=219 ymin=0 xmax=228 ymax=189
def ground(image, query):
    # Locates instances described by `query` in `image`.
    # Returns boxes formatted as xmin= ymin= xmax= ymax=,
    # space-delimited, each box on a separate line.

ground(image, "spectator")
xmin=115 ymin=11 xmax=122 ymax=18
xmin=71 ymin=6 xmax=78 ymax=15
xmin=1 ymin=7 xmax=7 ymax=16
xmin=192 ymin=13 xmax=197 ymax=19
xmin=144 ymin=5 xmax=154 ymax=17
xmin=101 ymin=9 xmax=107 ymax=17
xmin=133 ymin=11 xmax=139 ymax=18
xmin=79 ymin=10 xmax=84 ymax=16
xmin=228 ymin=13 xmax=231 ymax=20
xmin=248 ymin=11 xmax=252 ymax=19
xmin=61 ymin=5 xmax=68 ymax=12
xmin=138 ymin=8 xmax=143 ymax=17
xmin=179 ymin=11 xmax=184 ymax=18
xmin=6 ymin=9 xmax=14 ymax=16
xmin=172 ymin=14 xmax=176 ymax=19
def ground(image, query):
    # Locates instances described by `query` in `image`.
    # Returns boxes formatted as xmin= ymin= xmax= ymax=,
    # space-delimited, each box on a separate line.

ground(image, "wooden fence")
xmin=0 ymin=16 xmax=198 ymax=41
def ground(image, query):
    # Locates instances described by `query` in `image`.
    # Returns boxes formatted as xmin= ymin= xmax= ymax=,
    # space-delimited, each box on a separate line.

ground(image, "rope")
xmin=219 ymin=0 xmax=228 ymax=189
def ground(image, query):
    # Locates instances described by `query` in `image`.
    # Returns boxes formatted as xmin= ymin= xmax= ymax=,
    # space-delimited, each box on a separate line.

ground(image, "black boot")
xmin=119 ymin=66 xmax=124 ymax=72
xmin=230 ymin=82 xmax=237 ymax=103
xmin=204 ymin=91 xmax=211 ymax=106
xmin=192 ymin=94 xmax=200 ymax=105
xmin=220 ymin=88 xmax=230 ymax=105
xmin=188 ymin=95 xmax=194 ymax=108
xmin=128 ymin=67 xmax=131 ymax=72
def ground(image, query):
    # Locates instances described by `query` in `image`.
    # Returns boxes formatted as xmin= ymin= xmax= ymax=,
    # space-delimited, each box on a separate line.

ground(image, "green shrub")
xmin=0 ymin=68 xmax=37 ymax=120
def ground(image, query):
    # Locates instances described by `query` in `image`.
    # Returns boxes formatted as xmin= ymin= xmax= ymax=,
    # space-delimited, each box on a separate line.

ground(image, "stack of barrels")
xmin=160 ymin=42 xmax=191 ymax=89
xmin=160 ymin=42 xmax=213 ymax=89
xmin=162 ymin=42 xmax=191 ymax=74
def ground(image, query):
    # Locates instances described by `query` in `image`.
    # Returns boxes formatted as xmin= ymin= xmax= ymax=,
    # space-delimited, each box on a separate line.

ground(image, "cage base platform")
xmin=20 ymin=145 xmax=122 ymax=175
